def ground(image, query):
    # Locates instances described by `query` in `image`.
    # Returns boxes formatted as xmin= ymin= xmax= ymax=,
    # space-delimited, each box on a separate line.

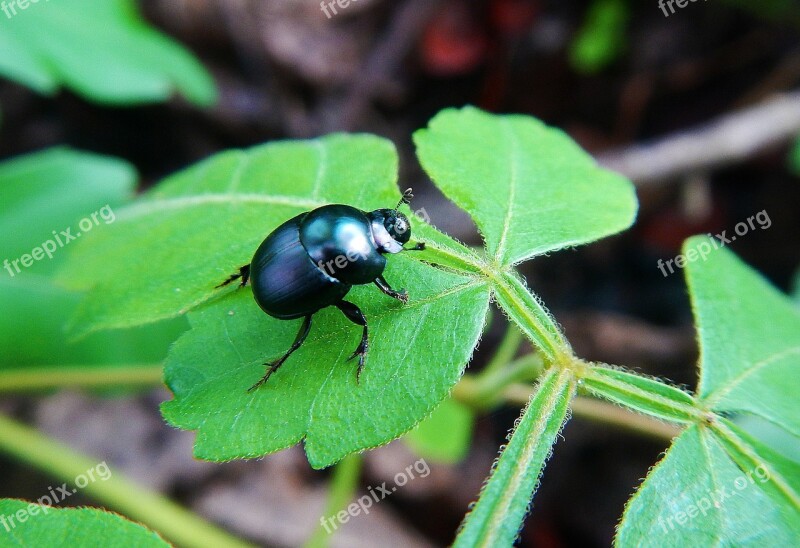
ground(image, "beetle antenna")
xmin=395 ymin=188 xmax=413 ymax=210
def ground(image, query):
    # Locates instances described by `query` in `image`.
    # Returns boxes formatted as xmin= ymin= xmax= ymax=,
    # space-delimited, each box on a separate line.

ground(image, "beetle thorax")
xmin=369 ymin=218 xmax=404 ymax=254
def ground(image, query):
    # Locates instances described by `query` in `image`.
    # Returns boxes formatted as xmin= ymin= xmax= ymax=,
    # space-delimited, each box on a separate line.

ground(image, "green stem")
xmin=456 ymin=354 xmax=543 ymax=409
xmin=454 ymin=368 xmax=576 ymax=547
xmin=0 ymin=365 xmax=163 ymax=392
xmin=503 ymin=384 xmax=681 ymax=442
xmin=304 ymin=454 xmax=363 ymax=548
xmin=578 ymin=365 xmax=701 ymax=423
xmin=479 ymin=325 xmax=524 ymax=378
xmin=489 ymin=271 xmax=568 ymax=363
xmin=482 ymin=265 xmax=708 ymax=431
xmin=416 ymin=242 xmax=485 ymax=275
xmin=0 ymin=414 xmax=253 ymax=548
xmin=454 ymin=377 xmax=681 ymax=442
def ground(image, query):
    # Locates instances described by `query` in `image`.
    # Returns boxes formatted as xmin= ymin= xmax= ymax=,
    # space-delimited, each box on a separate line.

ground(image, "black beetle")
xmin=217 ymin=188 xmax=425 ymax=391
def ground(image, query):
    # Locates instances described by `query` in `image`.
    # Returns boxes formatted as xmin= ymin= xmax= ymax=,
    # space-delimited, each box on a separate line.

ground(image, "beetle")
xmin=217 ymin=188 xmax=425 ymax=391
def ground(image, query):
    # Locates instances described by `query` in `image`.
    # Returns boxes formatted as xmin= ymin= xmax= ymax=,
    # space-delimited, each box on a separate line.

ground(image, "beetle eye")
xmin=385 ymin=213 xmax=411 ymax=245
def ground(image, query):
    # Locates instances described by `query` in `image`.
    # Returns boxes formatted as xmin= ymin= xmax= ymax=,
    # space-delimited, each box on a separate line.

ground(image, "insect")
xmin=217 ymin=188 xmax=425 ymax=391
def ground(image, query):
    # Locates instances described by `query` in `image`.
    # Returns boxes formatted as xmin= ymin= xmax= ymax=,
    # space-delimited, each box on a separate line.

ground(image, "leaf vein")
xmin=496 ymin=119 xmax=518 ymax=263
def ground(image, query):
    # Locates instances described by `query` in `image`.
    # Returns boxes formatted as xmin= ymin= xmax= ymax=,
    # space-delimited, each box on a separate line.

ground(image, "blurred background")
xmin=1 ymin=0 xmax=799 ymax=546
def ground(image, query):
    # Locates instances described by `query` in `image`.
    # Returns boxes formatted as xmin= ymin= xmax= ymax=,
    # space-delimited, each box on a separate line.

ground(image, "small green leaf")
xmin=404 ymin=397 xmax=474 ymax=464
xmin=0 ymin=0 xmax=216 ymax=105
xmin=616 ymin=426 xmax=800 ymax=547
xmin=414 ymin=106 xmax=637 ymax=266
xmin=685 ymin=236 xmax=800 ymax=438
xmin=454 ymin=368 xmax=575 ymax=546
xmin=57 ymin=133 xmax=492 ymax=468
xmin=569 ymin=0 xmax=629 ymax=74
xmin=0 ymin=500 xmax=169 ymax=546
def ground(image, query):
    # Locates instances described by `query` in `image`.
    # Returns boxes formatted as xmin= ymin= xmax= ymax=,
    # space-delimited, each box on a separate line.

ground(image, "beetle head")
xmin=368 ymin=189 xmax=414 ymax=253
xmin=367 ymin=209 xmax=411 ymax=253
xmin=383 ymin=210 xmax=412 ymax=245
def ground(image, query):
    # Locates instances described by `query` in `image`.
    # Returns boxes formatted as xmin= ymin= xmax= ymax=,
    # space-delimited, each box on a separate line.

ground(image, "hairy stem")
xmin=454 ymin=368 xmax=575 ymax=547
xmin=479 ymin=324 xmax=524 ymax=379
xmin=0 ymin=413 xmax=253 ymax=548
xmin=505 ymin=385 xmax=682 ymax=442
xmin=0 ymin=365 xmax=163 ymax=392
xmin=304 ymin=454 xmax=363 ymax=548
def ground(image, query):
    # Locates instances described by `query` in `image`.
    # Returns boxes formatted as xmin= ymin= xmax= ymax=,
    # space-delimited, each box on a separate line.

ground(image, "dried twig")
xmin=597 ymin=91 xmax=800 ymax=185
xmin=325 ymin=0 xmax=442 ymax=132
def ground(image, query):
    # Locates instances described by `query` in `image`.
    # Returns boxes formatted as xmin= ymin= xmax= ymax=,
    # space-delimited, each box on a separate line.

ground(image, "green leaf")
xmin=0 ymin=0 xmax=216 ymax=106
xmin=413 ymin=106 xmax=637 ymax=267
xmin=404 ymin=397 xmax=474 ymax=464
xmin=711 ymin=419 xmax=800 ymax=510
xmin=0 ymin=148 xmax=185 ymax=376
xmin=59 ymin=135 xmax=412 ymax=336
xmin=454 ymin=368 xmax=575 ymax=546
xmin=569 ymin=0 xmax=629 ymax=74
xmin=0 ymin=275 xmax=186 ymax=372
xmin=616 ymin=426 xmax=800 ymax=547
xmin=0 ymin=147 xmax=136 ymax=276
xmin=736 ymin=414 xmax=800 ymax=464
xmin=0 ymin=500 xmax=169 ymax=547
xmin=161 ymin=259 xmax=489 ymax=468
xmin=616 ymin=239 xmax=800 ymax=546
xmin=685 ymin=236 xmax=800 ymax=438
xmin=60 ymin=133 xmax=490 ymax=467
xmin=0 ymin=415 xmax=251 ymax=548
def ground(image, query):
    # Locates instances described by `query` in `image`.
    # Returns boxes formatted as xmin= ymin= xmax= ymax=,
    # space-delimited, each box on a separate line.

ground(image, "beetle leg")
xmin=215 ymin=264 xmax=250 ymax=289
xmin=374 ymin=275 xmax=409 ymax=303
xmin=335 ymin=301 xmax=369 ymax=382
xmin=248 ymin=314 xmax=312 ymax=392
xmin=405 ymin=242 xmax=426 ymax=251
